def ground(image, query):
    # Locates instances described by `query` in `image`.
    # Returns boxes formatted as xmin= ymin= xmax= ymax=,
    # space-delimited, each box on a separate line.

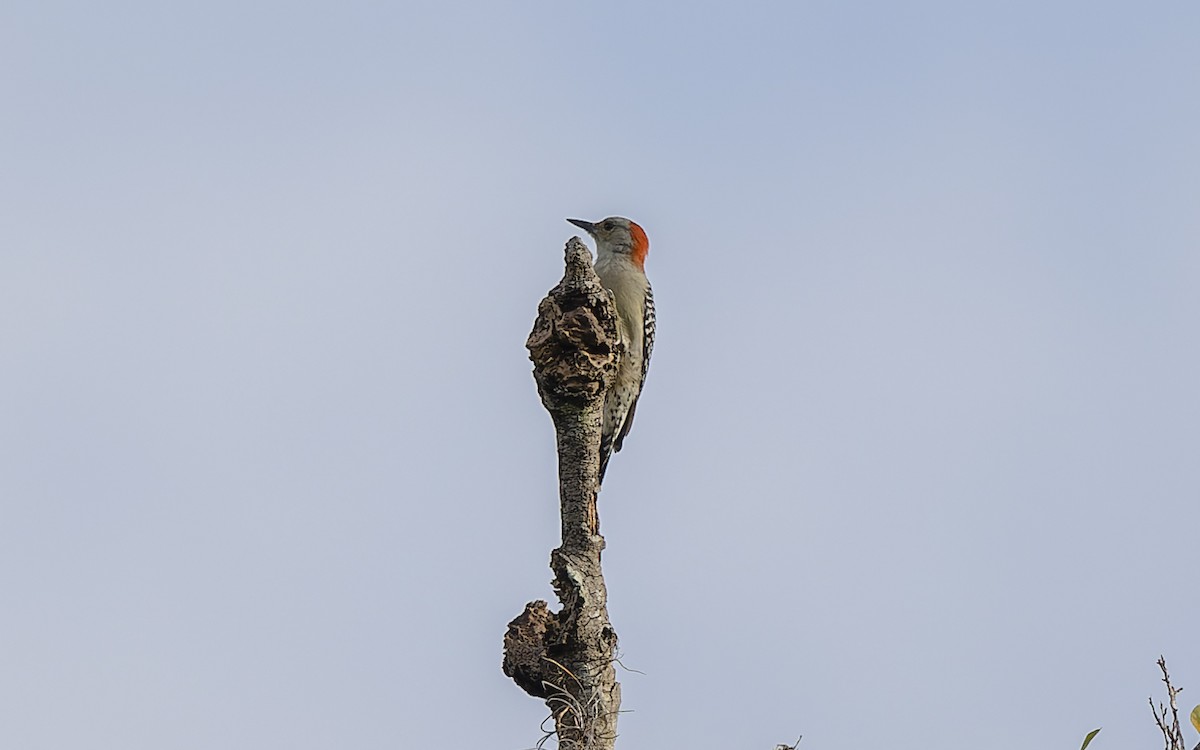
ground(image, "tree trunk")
xmin=503 ymin=237 xmax=623 ymax=749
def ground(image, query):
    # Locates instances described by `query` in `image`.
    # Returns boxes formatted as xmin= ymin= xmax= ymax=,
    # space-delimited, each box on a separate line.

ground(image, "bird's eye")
xmin=603 ymin=221 xmax=615 ymax=231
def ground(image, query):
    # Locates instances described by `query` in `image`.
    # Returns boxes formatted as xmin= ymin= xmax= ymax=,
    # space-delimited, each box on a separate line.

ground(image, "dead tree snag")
xmin=503 ymin=237 xmax=623 ymax=750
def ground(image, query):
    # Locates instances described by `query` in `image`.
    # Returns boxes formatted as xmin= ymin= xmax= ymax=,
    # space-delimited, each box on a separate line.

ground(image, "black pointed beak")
xmin=566 ymin=218 xmax=595 ymax=234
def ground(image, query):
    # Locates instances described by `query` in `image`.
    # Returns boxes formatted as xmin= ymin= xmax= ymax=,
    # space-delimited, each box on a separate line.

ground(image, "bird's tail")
xmin=598 ymin=433 xmax=615 ymax=486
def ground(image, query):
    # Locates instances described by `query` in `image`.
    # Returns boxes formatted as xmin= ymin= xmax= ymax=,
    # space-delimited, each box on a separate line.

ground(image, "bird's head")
xmin=567 ymin=216 xmax=649 ymax=269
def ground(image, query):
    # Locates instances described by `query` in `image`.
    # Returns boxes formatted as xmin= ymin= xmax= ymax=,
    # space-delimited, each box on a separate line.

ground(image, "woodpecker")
xmin=566 ymin=216 xmax=655 ymax=484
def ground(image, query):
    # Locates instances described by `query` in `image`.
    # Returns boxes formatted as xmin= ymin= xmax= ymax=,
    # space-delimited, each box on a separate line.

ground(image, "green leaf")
xmin=1190 ymin=705 xmax=1200 ymax=735
xmin=1080 ymin=728 xmax=1101 ymax=750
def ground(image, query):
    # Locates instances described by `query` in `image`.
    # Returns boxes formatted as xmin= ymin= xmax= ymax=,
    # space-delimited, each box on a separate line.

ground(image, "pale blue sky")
xmin=2 ymin=1 xmax=1197 ymax=748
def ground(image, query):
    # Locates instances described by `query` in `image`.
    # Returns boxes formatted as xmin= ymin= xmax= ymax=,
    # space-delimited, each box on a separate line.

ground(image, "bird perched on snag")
xmin=566 ymin=216 xmax=655 ymax=484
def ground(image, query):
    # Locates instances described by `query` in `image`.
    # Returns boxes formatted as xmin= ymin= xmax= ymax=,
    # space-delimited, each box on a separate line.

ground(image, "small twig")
xmin=612 ymin=653 xmax=646 ymax=676
xmin=1151 ymin=656 xmax=1186 ymax=750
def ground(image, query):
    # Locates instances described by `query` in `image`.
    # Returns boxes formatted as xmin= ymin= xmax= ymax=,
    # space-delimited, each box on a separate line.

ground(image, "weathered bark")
xmin=503 ymin=237 xmax=623 ymax=749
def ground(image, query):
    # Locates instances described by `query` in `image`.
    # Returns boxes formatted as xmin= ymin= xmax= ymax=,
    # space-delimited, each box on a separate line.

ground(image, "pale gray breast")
xmin=594 ymin=260 xmax=646 ymax=382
